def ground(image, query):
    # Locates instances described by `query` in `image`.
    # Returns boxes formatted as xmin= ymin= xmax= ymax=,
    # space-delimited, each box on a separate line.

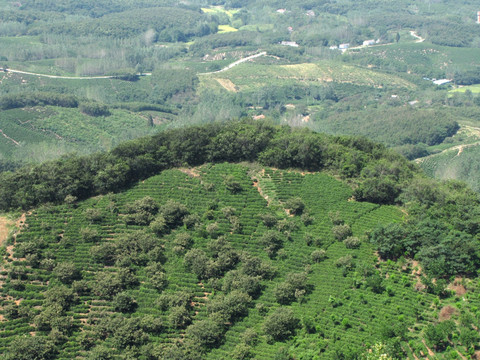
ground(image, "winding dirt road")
xmin=415 ymin=126 xmax=480 ymax=163
xmin=199 ymin=51 xmax=267 ymax=75
xmin=0 ymin=52 xmax=268 ymax=80
xmin=0 ymin=68 xmax=122 ymax=80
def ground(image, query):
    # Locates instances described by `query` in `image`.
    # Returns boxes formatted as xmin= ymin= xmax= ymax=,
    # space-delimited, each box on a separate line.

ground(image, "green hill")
xmin=0 ymin=122 xmax=480 ymax=359
xmin=199 ymin=60 xmax=416 ymax=94
xmin=0 ymin=105 xmax=167 ymax=163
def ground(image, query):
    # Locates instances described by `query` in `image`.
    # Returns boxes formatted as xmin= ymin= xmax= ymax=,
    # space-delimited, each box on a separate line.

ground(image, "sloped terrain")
xmin=0 ymin=162 xmax=472 ymax=359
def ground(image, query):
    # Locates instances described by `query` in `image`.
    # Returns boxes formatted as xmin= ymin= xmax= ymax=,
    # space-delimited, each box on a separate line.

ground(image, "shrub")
xmin=80 ymin=227 xmax=100 ymax=243
xmin=263 ymin=307 xmax=300 ymax=341
xmin=260 ymin=213 xmax=278 ymax=228
xmin=185 ymin=318 xmax=225 ymax=349
xmin=311 ymin=249 xmax=327 ymax=263
xmin=84 ymin=208 xmax=103 ymax=223
xmin=79 ymin=102 xmax=110 ymax=117
xmin=343 ymin=236 xmax=361 ymax=249
xmin=285 ymin=197 xmax=305 ymax=215
xmin=224 ymin=175 xmax=242 ymax=193
xmin=113 ymin=292 xmax=137 ymax=313
xmin=332 ymin=224 xmax=352 ymax=241
xmin=53 ymin=262 xmax=81 ymax=284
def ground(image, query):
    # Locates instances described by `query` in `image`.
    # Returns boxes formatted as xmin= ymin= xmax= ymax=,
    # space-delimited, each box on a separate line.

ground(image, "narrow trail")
xmin=0 ymin=129 xmax=20 ymax=146
xmin=0 ymin=52 xmax=267 ymax=80
xmin=410 ymin=30 xmax=425 ymax=43
xmin=415 ymin=125 xmax=480 ymax=163
xmin=0 ymin=68 xmax=117 ymax=80
xmin=415 ymin=141 xmax=480 ymax=163
xmin=199 ymin=51 xmax=267 ymax=75
xmin=346 ymin=30 xmax=425 ymax=52
xmin=0 ymin=216 xmax=14 ymax=246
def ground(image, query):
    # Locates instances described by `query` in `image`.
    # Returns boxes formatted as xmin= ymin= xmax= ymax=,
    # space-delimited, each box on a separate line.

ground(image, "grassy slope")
xmin=0 ymin=163 xmax=462 ymax=359
xmin=418 ymin=144 xmax=480 ymax=192
xmin=416 ymin=112 xmax=480 ymax=192
xmin=199 ymin=60 xmax=416 ymax=93
xmin=354 ymin=41 xmax=480 ymax=75
xmin=0 ymin=106 xmax=162 ymax=162
xmin=0 ymin=72 xmax=154 ymax=105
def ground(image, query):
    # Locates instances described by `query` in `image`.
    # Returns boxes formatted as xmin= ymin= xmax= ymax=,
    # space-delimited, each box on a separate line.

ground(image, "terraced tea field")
xmin=0 ymin=163 xmax=460 ymax=359
xmin=0 ymin=106 xmax=168 ymax=162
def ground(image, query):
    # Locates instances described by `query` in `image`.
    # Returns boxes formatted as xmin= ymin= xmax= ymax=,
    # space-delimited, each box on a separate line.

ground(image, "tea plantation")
xmin=1 ymin=161 xmax=479 ymax=359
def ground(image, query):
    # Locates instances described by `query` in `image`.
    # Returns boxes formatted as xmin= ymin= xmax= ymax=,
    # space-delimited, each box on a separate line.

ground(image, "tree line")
xmin=0 ymin=121 xmax=415 ymax=211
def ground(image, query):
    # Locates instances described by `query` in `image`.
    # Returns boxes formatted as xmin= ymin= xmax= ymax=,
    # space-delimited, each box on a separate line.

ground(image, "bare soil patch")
xmin=422 ymin=339 xmax=435 ymax=357
xmin=179 ymin=168 xmax=201 ymax=178
xmin=439 ymin=305 xmax=459 ymax=321
xmin=216 ymin=78 xmax=238 ymax=92
xmin=448 ymin=277 xmax=466 ymax=296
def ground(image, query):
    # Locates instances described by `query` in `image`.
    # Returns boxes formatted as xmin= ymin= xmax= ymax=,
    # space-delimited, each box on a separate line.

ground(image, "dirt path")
xmin=0 ymin=68 xmax=151 ymax=80
xmin=0 ymin=217 xmax=14 ymax=246
xmin=415 ymin=125 xmax=480 ymax=163
xmin=1 ymin=51 xmax=267 ymax=79
xmin=0 ymin=129 xmax=20 ymax=146
xmin=200 ymin=51 xmax=267 ymax=75
xmin=346 ymin=30 xmax=425 ymax=52
xmin=415 ymin=141 xmax=480 ymax=163
xmin=410 ymin=30 xmax=425 ymax=43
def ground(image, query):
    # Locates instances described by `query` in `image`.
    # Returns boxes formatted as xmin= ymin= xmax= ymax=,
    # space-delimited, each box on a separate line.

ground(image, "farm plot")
xmin=0 ymin=164 xmax=438 ymax=359
xmin=200 ymin=60 xmax=416 ymax=94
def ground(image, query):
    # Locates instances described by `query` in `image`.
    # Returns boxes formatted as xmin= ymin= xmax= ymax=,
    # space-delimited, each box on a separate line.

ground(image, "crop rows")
xmin=0 ymin=164 xmax=437 ymax=358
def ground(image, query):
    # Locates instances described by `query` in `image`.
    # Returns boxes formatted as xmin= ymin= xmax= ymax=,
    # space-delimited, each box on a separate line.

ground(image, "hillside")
xmin=0 ymin=122 xmax=480 ymax=359
xmin=0 ymin=106 xmax=168 ymax=163
xmin=199 ymin=60 xmax=416 ymax=93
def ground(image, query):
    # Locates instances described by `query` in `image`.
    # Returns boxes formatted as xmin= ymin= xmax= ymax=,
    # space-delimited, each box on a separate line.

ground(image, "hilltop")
xmin=0 ymin=122 xmax=479 ymax=359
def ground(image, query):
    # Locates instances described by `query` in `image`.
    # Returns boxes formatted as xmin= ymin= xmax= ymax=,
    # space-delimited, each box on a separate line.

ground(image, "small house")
xmin=363 ymin=39 xmax=375 ymax=46
xmin=281 ymin=41 xmax=299 ymax=47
